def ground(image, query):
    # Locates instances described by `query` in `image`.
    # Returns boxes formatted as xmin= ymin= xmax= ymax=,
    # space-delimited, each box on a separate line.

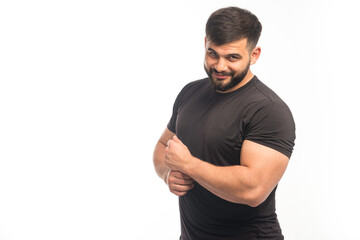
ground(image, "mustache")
xmin=211 ymin=68 xmax=233 ymax=76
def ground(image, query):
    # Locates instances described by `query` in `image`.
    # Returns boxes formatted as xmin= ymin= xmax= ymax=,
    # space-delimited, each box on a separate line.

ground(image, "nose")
xmin=215 ymin=58 xmax=227 ymax=72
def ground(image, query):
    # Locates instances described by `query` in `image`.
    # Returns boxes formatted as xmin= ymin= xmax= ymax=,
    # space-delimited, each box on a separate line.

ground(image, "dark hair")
xmin=205 ymin=7 xmax=262 ymax=51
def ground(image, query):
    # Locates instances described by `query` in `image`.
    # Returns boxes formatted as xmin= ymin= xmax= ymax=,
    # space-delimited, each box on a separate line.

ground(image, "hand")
xmin=164 ymin=135 xmax=193 ymax=173
xmin=166 ymin=170 xmax=194 ymax=196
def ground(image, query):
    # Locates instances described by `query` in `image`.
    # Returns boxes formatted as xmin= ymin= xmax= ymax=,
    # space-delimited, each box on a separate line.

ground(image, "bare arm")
xmin=153 ymin=128 xmax=194 ymax=196
xmin=165 ymin=136 xmax=289 ymax=207
xmin=153 ymin=128 xmax=175 ymax=182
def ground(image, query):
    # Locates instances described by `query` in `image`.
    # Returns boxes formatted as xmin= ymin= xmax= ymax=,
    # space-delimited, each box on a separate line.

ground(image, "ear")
xmin=250 ymin=46 xmax=261 ymax=65
xmin=204 ymin=36 xmax=208 ymax=47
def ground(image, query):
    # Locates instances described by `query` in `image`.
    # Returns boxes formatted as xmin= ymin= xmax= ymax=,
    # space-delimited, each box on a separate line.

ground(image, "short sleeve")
xmin=167 ymin=83 xmax=193 ymax=133
xmin=244 ymin=101 xmax=296 ymax=158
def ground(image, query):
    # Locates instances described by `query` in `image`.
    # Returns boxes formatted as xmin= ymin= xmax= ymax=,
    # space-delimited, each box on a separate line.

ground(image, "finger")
xmin=168 ymin=138 xmax=178 ymax=147
xmin=172 ymin=171 xmax=193 ymax=180
xmin=170 ymin=183 xmax=194 ymax=193
xmin=169 ymin=170 xmax=189 ymax=184
xmin=180 ymin=178 xmax=194 ymax=185
xmin=172 ymin=175 xmax=194 ymax=184
xmin=170 ymin=190 xmax=189 ymax=197
xmin=170 ymin=177 xmax=194 ymax=186
xmin=171 ymin=171 xmax=190 ymax=179
xmin=173 ymin=135 xmax=180 ymax=142
xmin=180 ymin=173 xmax=193 ymax=180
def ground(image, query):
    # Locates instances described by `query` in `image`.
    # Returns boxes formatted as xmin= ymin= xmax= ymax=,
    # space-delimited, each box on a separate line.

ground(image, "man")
xmin=153 ymin=7 xmax=295 ymax=240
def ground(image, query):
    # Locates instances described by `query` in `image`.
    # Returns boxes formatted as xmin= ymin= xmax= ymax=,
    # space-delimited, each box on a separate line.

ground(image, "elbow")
xmin=237 ymin=186 xmax=268 ymax=207
xmin=246 ymin=197 xmax=265 ymax=208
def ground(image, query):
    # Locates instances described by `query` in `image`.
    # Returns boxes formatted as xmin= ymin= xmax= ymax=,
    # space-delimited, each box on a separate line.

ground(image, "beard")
xmin=204 ymin=61 xmax=250 ymax=92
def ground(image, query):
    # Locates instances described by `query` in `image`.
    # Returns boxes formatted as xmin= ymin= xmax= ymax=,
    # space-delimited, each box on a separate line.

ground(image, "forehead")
xmin=206 ymin=38 xmax=249 ymax=54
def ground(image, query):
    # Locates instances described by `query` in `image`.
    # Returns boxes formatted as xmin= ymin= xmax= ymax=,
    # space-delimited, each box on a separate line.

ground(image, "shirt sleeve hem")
xmin=245 ymin=139 xmax=293 ymax=159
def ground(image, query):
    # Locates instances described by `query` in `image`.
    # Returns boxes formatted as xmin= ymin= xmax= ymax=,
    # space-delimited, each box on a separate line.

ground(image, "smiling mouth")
xmin=213 ymin=72 xmax=230 ymax=81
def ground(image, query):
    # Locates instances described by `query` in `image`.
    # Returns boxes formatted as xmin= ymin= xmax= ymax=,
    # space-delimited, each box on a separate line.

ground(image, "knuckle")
xmin=167 ymin=175 xmax=172 ymax=182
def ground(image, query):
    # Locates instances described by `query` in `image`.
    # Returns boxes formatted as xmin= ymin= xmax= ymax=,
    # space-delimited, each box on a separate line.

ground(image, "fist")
xmin=166 ymin=170 xmax=194 ymax=196
xmin=164 ymin=135 xmax=192 ymax=172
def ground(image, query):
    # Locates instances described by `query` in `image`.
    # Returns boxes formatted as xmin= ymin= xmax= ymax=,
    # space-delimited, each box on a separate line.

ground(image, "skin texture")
xmin=163 ymin=134 xmax=289 ymax=207
xmin=153 ymin=128 xmax=194 ymax=196
xmin=153 ymin=38 xmax=289 ymax=206
xmin=204 ymin=37 xmax=261 ymax=93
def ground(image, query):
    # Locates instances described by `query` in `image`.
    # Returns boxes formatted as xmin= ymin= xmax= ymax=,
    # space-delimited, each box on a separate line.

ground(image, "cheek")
xmin=204 ymin=56 xmax=216 ymax=67
xmin=230 ymin=62 xmax=246 ymax=73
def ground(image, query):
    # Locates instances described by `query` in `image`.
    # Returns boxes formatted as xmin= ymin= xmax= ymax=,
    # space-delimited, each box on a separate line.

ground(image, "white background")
xmin=1 ymin=0 xmax=359 ymax=239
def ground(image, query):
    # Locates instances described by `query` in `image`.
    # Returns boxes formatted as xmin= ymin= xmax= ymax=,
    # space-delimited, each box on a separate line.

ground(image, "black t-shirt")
xmin=167 ymin=76 xmax=296 ymax=240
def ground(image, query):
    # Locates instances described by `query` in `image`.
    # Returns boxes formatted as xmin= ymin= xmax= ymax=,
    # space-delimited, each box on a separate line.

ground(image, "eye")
xmin=207 ymin=51 xmax=218 ymax=58
xmin=229 ymin=55 xmax=240 ymax=61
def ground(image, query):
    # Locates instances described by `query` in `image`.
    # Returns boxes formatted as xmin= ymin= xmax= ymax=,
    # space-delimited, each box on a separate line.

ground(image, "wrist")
xmin=183 ymin=155 xmax=198 ymax=177
xmin=164 ymin=168 xmax=171 ymax=185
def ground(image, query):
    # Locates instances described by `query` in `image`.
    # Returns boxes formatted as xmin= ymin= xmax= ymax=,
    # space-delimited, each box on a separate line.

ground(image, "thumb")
xmin=173 ymin=135 xmax=181 ymax=143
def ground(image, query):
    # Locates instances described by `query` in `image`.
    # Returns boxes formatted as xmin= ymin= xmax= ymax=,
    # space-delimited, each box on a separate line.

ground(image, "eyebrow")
xmin=207 ymin=47 xmax=243 ymax=58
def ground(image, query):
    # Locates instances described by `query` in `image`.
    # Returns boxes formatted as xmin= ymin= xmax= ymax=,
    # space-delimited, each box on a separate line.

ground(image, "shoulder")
xmin=245 ymin=77 xmax=293 ymax=115
xmin=181 ymin=78 xmax=209 ymax=93
xmin=243 ymin=77 xmax=295 ymax=134
xmin=247 ymin=78 xmax=284 ymax=103
xmin=175 ymin=78 xmax=209 ymax=100
xmin=244 ymin=78 xmax=296 ymax=157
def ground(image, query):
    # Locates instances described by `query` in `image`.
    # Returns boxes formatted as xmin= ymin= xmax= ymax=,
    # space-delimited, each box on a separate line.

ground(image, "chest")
xmin=175 ymin=93 xmax=250 ymax=165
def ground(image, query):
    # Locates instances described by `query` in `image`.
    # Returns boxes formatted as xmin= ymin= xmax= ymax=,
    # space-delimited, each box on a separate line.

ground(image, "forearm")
xmin=165 ymin=138 xmax=287 ymax=207
xmin=153 ymin=141 xmax=170 ymax=183
xmin=184 ymin=157 xmax=263 ymax=206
